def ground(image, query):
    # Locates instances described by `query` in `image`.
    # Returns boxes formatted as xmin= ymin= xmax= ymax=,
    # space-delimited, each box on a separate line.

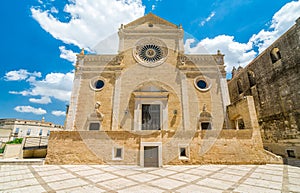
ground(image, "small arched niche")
xmin=247 ymin=71 xmax=256 ymax=87
xmin=237 ymin=79 xmax=243 ymax=94
xmin=198 ymin=105 xmax=212 ymax=130
xmin=270 ymin=47 xmax=281 ymax=63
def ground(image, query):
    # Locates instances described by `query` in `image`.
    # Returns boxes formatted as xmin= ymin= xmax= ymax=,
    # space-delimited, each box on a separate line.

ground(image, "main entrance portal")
xmin=144 ymin=146 xmax=159 ymax=167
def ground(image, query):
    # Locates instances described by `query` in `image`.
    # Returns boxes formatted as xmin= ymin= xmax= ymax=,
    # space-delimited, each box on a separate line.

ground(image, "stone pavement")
xmin=0 ymin=164 xmax=300 ymax=193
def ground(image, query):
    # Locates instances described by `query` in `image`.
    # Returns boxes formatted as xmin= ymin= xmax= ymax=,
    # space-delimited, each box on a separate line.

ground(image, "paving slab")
xmin=0 ymin=164 xmax=300 ymax=192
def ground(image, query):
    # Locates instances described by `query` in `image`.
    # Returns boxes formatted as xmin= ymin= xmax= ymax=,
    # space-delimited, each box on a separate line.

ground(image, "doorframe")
xmin=133 ymin=93 xmax=168 ymax=131
xmin=140 ymin=142 xmax=162 ymax=167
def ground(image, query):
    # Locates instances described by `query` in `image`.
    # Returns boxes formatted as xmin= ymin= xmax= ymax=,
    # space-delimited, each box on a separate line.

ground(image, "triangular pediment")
xmin=124 ymin=13 xmax=178 ymax=29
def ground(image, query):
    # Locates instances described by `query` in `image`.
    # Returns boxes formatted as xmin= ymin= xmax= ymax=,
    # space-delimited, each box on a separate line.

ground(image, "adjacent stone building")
xmin=228 ymin=18 xmax=300 ymax=159
xmin=0 ymin=118 xmax=64 ymax=143
xmin=46 ymin=13 xmax=280 ymax=166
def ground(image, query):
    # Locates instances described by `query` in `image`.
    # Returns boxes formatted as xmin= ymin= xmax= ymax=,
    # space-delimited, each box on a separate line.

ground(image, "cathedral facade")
xmin=46 ymin=14 xmax=280 ymax=166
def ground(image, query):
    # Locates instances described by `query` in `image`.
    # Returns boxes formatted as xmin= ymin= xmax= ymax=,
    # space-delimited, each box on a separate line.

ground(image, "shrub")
xmin=6 ymin=138 xmax=23 ymax=144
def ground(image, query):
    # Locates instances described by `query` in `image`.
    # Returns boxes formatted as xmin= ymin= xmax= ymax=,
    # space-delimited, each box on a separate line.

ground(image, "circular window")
xmin=90 ymin=78 xmax=105 ymax=91
xmin=138 ymin=44 xmax=162 ymax=63
xmin=95 ymin=80 xmax=104 ymax=89
xmin=133 ymin=38 xmax=168 ymax=67
xmin=194 ymin=76 xmax=211 ymax=92
xmin=196 ymin=80 xmax=207 ymax=89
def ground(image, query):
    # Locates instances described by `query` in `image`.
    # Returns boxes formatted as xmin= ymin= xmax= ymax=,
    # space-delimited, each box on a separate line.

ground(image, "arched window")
xmin=270 ymin=47 xmax=281 ymax=63
xmin=237 ymin=79 xmax=243 ymax=94
xmin=247 ymin=71 xmax=256 ymax=87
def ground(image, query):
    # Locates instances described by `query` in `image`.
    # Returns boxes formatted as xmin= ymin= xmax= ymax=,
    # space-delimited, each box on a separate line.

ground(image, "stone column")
xmin=181 ymin=74 xmax=190 ymax=130
xmin=111 ymin=71 xmax=122 ymax=131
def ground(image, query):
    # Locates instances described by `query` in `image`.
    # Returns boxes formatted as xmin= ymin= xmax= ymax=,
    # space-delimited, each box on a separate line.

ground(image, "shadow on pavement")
xmin=283 ymin=158 xmax=300 ymax=168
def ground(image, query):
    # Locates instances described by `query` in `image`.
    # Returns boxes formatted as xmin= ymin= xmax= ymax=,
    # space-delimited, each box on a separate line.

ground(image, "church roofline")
xmin=124 ymin=13 xmax=179 ymax=29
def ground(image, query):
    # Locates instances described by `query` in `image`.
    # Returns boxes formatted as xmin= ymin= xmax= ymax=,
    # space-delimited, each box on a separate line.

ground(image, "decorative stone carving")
xmin=95 ymin=101 xmax=104 ymax=120
xmin=133 ymin=38 xmax=168 ymax=67
xmin=177 ymin=53 xmax=187 ymax=66
xmin=113 ymin=54 xmax=124 ymax=65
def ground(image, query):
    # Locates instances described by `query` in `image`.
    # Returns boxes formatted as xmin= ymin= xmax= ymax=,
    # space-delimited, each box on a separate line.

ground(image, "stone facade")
xmin=46 ymin=13 xmax=281 ymax=165
xmin=228 ymin=18 xmax=300 ymax=159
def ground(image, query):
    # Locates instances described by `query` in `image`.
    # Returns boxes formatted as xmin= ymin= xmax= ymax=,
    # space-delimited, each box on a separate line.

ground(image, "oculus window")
xmin=194 ymin=76 xmax=211 ymax=92
xmin=133 ymin=38 xmax=168 ymax=67
xmin=95 ymin=80 xmax=104 ymax=89
xmin=196 ymin=80 xmax=207 ymax=89
xmin=90 ymin=77 xmax=105 ymax=91
xmin=138 ymin=44 xmax=162 ymax=63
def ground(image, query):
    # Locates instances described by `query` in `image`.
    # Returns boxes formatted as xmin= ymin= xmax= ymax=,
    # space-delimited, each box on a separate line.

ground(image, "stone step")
xmin=0 ymin=158 xmax=44 ymax=165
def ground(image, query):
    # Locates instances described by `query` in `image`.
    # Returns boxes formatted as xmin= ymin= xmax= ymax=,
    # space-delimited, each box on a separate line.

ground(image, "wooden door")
xmin=144 ymin=146 xmax=159 ymax=167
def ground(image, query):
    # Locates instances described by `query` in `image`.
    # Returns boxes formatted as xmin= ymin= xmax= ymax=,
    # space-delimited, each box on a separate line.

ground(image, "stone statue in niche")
xmin=95 ymin=101 xmax=104 ymax=120
xmin=199 ymin=104 xmax=212 ymax=130
xmin=202 ymin=104 xmax=207 ymax=112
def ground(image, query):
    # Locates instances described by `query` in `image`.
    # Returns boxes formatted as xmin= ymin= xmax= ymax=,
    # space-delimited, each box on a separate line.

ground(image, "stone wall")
xmin=45 ymin=130 xmax=282 ymax=165
xmin=3 ymin=144 xmax=22 ymax=159
xmin=45 ymin=131 xmax=103 ymax=164
xmin=227 ymin=18 xmax=300 ymax=158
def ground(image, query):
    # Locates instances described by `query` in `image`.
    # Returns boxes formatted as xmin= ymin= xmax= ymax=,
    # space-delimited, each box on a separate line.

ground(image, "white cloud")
xmin=151 ymin=5 xmax=156 ymax=11
xmin=29 ymin=96 xmax=52 ymax=104
xmin=59 ymin=46 xmax=77 ymax=65
xmin=4 ymin=69 xmax=41 ymax=81
xmin=250 ymin=0 xmax=300 ymax=53
xmin=200 ymin=11 xmax=216 ymax=26
xmin=185 ymin=0 xmax=300 ymax=71
xmin=50 ymin=7 xmax=58 ymax=14
xmin=9 ymin=90 xmax=30 ymax=96
xmin=8 ymin=70 xmax=74 ymax=102
xmin=185 ymin=36 xmax=256 ymax=70
xmin=31 ymin=0 xmax=145 ymax=52
xmin=51 ymin=110 xmax=65 ymax=116
xmin=14 ymin=106 xmax=47 ymax=115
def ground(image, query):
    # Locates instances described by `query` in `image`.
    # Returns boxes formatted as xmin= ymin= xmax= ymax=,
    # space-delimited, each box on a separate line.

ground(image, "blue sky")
xmin=1 ymin=0 xmax=299 ymax=125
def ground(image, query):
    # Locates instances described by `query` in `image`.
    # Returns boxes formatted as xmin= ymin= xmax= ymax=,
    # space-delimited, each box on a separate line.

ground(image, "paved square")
xmin=0 ymin=164 xmax=300 ymax=192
